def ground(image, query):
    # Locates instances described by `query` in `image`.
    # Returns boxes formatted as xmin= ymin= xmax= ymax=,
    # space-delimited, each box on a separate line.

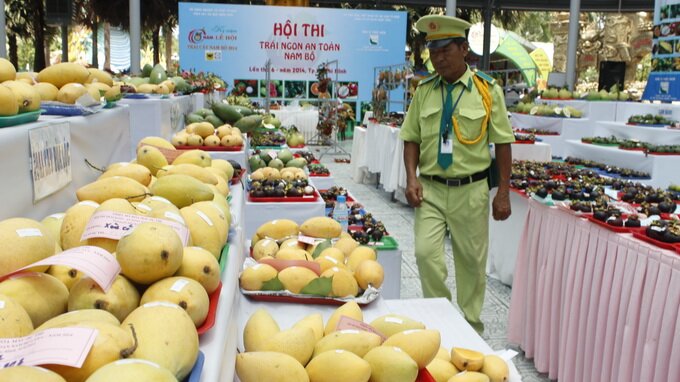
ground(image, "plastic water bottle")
xmin=333 ymin=195 xmax=349 ymax=233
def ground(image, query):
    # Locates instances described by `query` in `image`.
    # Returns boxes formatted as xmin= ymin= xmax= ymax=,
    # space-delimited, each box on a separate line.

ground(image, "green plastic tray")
xmin=219 ymin=243 xmax=230 ymax=274
xmin=0 ymin=110 xmax=42 ymax=128
xmin=370 ymin=236 xmax=398 ymax=251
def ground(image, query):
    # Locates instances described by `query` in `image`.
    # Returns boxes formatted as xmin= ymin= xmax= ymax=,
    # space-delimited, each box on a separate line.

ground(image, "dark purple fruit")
xmin=607 ymin=217 xmax=624 ymax=227
xmin=624 ymin=217 xmax=641 ymax=227
xmin=552 ymin=191 xmax=566 ymax=201
xmin=594 ymin=210 xmax=609 ymax=221
xmin=659 ymin=201 xmax=675 ymax=213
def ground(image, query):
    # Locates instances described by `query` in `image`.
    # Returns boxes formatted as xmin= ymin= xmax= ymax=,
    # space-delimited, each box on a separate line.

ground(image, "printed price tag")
xmin=297 ymin=234 xmax=317 ymax=245
xmin=16 ymin=228 xmax=43 ymax=238
xmin=0 ymin=327 xmax=98 ymax=369
xmin=80 ymin=211 xmax=190 ymax=246
xmin=1 ymin=246 xmax=120 ymax=292
xmin=268 ymin=151 xmax=278 ymax=160
xmin=170 ymin=278 xmax=190 ymax=292
xmin=336 ymin=316 xmax=386 ymax=342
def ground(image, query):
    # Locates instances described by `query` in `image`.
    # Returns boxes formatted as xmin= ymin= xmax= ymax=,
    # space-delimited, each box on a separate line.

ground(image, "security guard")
xmin=400 ymin=15 xmax=514 ymax=333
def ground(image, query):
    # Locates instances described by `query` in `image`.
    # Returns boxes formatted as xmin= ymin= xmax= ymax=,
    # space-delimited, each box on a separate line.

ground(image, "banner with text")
xmin=178 ymin=3 xmax=407 ymax=117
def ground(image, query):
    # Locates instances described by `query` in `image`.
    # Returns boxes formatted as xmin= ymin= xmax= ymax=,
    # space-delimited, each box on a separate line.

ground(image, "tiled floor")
xmin=314 ymin=139 xmax=552 ymax=382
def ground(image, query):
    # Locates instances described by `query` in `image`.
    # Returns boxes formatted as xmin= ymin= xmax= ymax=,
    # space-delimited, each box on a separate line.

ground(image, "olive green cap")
xmin=415 ymin=15 xmax=471 ymax=42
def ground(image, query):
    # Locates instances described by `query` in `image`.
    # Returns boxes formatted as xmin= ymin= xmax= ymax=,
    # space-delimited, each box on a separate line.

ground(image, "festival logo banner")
xmin=179 ymin=3 xmax=407 ymax=117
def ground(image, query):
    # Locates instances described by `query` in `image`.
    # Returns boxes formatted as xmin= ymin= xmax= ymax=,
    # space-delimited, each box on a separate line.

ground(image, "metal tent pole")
xmin=566 ymin=0 xmax=581 ymax=90
xmin=129 ymin=0 xmax=141 ymax=74
xmin=446 ymin=0 xmax=456 ymax=16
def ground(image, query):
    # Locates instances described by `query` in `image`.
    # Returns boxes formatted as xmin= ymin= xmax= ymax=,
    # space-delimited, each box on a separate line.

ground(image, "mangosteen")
xmin=579 ymin=204 xmax=593 ymax=213
xmin=545 ymin=180 xmax=557 ymax=190
xmin=645 ymin=193 xmax=662 ymax=203
xmin=662 ymin=230 xmax=680 ymax=243
xmin=607 ymin=216 xmax=624 ymax=226
xmin=612 ymin=181 xmax=623 ymax=190
xmin=647 ymin=224 xmax=667 ymax=240
xmin=570 ymin=202 xmax=581 ymax=211
xmin=648 ymin=205 xmax=662 ymax=216
xmin=594 ymin=210 xmax=609 ymax=222
xmin=659 ymin=201 xmax=675 ymax=213
xmin=634 ymin=194 xmax=646 ymax=204
xmin=274 ymin=188 xmax=285 ymax=197
xmin=552 ymin=190 xmax=566 ymax=201
xmin=288 ymin=187 xmax=302 ymax=197
xmin=371 ymin=229 xmax=384 ymax=242
xmin=572 ymin=192 xmax=584 ymax=201
xmin=535 ymin=188 xmax=548 ymax=198
xmin=252 ymin=189 xmax=265 ymax=198
xmin=625 ymin=215 xmax=641 ymax=227
xmin=622 ymin=192 xmax=635 ymax=202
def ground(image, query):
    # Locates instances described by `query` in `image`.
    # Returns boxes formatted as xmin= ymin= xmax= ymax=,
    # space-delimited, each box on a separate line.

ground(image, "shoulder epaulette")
xmin=417 ymin=75 xmax=438 ymax=86
xmin=473 ymin=70 xmax=496 ymax=86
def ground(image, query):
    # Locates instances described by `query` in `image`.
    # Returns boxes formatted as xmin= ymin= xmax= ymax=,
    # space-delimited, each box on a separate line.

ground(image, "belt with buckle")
xmin=422 ymin=170 xmax=488 ymax=187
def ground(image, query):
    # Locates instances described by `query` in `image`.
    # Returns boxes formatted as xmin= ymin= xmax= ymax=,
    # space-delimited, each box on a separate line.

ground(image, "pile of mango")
xmin=238 ymin=302 xmax=511 ymax=382
xmin=0 ymin=135 xmax=237 ymax=381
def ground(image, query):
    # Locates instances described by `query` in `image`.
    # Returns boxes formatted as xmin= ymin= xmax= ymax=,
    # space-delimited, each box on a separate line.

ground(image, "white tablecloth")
xmin=595 ymin=121 xmax=680 ymax=145
xmin=510 ymin=113 xmax=597 ymax=158
xmin=614 ymin=102 xmax=680 ymax=122
xmin=233 ymin=297 xmax=521 ymax=381
xmin=486 ymin=190 xmax=529 ymax=286
xmin=271 ymin=108 xmax=319 ymax=142
xmin=0 ymin=107 xmax=131 ymax=221
xmin=509 ymin=200 xmax=680 ymax=382
xmin=309 ymin=175 xmax=335 ymax=191
xmin=564 ymin=139 xmax=680 ymax=187
xmin=538 ymin=99 xmax=619 ymax=121
xmin=509 ymin=142 xmax=552 ymax=162
xmin=351 ymin=126 xmax=377 ymax=185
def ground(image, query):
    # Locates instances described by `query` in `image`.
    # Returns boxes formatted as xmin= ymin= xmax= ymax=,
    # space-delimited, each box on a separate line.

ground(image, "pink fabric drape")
xmin=508 ymin=200 xmax=680 ymax=382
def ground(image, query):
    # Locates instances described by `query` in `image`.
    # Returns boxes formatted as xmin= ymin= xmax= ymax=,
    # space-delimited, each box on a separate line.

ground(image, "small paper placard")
xmin=297 ymin=234 xmax=317 ymax=245
xmin=170 ymin=278 xmax=190 ymax=292
xmin=1 ymin=246 xmax=120 ymax=291
xmin=80 ymin=211 xmax=190 ymax=246
xmin=0 ymin=327 xmax=98 ymax=369
xmin=336 ymin=316 xmax=386 ymax=342
xmin=16 ymin=228 xmax=43 ymax=238
xmin=29 ymin=122 xmax=72 ymax=202
xmin=268 ymin=151 xmax=278 ymax=160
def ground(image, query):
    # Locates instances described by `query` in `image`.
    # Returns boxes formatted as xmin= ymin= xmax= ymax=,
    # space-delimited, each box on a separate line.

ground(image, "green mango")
xmin=211 ymin=102 xmax=244 ymax=124
xmin=277 ymin=149 xmax=293 ymax=164
xmin=171 ymin=77 xmax=191 ymax=94
xmin=149 ymin=64 xmax=168 ymax=85
xmin=234 ymin=115 xmax=263 ymax=134
xmin=231 ymin=105 xmax=253 ymax=116
xmin=285 ymin=158 xmax=307 ymax=169
xmin=205 ymin=114 xmax=224 ymax=128
xmin=186 ymin=113 xmax=205 ymax=124
xmin=195 ymin=108 xmax=214 ymax=118
xmin=141 ymin=64 xmax=153 ymax=77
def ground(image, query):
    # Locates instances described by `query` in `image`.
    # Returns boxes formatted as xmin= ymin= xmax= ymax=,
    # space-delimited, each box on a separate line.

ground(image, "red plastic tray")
xmin=648 ymin=151 xmax=680 ymax=156
xmin=319 ymin=190 xmax=355 ymax=203
xmin=416 ymin=369 xmax=436 ymax=382
xmin=310 ymin=173 xmax=330 ymax=177
xmin=619 ymin=146 xmax=646 ymax=151
xmin=197 ymin=281 xmax=222 ymax=335
xmin=586 ymin=215 xmax=635 ymax=233
xmin=245 ymin=293 xmax=374 ymax=306
xmin=247 ymin=189 xmax=320 ymax=203
xmin=288 ymin=144 xmax=306 ymax=149
xmin=230 ymin=168 xmax=246 ymax=185
xmin=514 ymin=140 xmax=535 ymax=144
xmin=174 ymin=145 xmax=244 ymax=152
xmin=632 ymin=231 xmax=679 ymax=251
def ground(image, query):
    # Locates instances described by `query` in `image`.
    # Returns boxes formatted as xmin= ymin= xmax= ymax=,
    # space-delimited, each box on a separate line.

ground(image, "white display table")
xmin=613 ymin=101 xmax=680 ymax=122
xmin=270 ymin=108 xmax=319 ymax=142
xmin=509 ymin=142 xmax=552 ymax=162
xmin=487 ymin=190 xmax=530 ymax=286
xmin=120 ymin=95 xmax=194 ymax=155
xmin=594 ymin=121 xmax=680 ymax=145
xmin=563 ymin=140 xmax=680 ymax=188
xmin=234 ymin=297 xmax=522 ymax=381
xmin=537 ymin=98 xmax=619 ymax=121
xmin=510 ymin=113 xmax=595 ymax=157
xmin=309 ymin=175 xmax=335 ymax=190
xmin=0 ymin=107 xmax=131 ymax=221
xmin=350 ymin=126 xmax=377 ymax=185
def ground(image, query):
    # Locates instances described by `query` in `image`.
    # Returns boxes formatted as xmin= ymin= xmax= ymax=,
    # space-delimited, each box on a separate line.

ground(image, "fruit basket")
xmin=0 ymin=109 xmax=42 ymax=128
xmin=239 ymin=258 xmax=380 ymax=306
xmin=184 ymin=351 xmax=205 ymax=382
xmin=197 ymin=281 xmax=222 ymax=335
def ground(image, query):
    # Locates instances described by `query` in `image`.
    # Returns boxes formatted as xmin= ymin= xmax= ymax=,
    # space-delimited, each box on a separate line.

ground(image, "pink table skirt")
xmin=508 ymin=200 xmax=680 ymax=382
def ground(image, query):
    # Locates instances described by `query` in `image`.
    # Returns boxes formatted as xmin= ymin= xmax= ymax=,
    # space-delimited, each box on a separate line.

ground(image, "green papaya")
xmin=285 ymin=158 xmax=307 ymax=168
xmin=195 ymin=108 xmax=214 ymax=118
xmin=172 ymin=77 xmax=191 ymax=94
xmin=141 ymin=64 xmax=153 ymax=77
xmin=205 ymin=114 xmax=224 ymax=128
xmin=231 ymin=105 xmax=253 ymax=116
xmin=234 ymin=114 xmax=263 ymax=133
xmin=186 ymin=113 xmax=205 ymax=124
xmin=149 ymin=64 xmax=168 ymax=85
xmin=211 ymin=103 xmax=244 ymax=124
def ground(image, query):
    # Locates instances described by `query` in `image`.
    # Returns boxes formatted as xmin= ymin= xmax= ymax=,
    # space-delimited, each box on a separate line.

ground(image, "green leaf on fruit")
xmin=300 ymin=276 xmax=333 ymax=296
xmin=260 ymin=276 xmax=284 ymax=291
xmin=312 ymin=239 xmax=333 ymax=259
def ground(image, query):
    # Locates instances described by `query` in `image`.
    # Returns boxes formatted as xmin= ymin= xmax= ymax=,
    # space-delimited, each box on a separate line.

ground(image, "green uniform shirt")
xmin=400 ymin=66 xmax=515 ymax=178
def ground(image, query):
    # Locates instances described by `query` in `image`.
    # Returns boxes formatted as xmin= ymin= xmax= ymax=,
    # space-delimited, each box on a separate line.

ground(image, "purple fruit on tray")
xmin=594 ymin=210 xmax=609 ymax=222
xmin=625 ymin=216 xmax=641 ymax=227
xmin=607 ymin=217 xmax=624 ymax=227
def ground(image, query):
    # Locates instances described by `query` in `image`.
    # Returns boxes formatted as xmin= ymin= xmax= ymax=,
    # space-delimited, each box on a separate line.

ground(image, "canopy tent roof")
xmin=310 ymin=0 xmax=653 ymax=12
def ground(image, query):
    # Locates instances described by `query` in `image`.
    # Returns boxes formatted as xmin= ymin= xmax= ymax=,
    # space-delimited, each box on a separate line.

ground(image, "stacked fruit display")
xmin=242 ymin=217 xmax=384 ymax=300
xmin=248 ymin=167 xmax=315 ymax=199
xmin=513 ymin=103 xmax=583 ymax=118
xmin=540 ymin=87 xmax=578 ymax=100
xmin=0 ymin=136 xmax=237 ymax=381
xmin=627 ymin=113 xmax=674 ymax=126
xmin=236 ymin=303 xmax=511 ymax=382
xmin=248 ymin=148 xmax=307 ymax=171
xmin=171 ymin=122 xmax=244 ymax=150
xmin=282 ymin=125 xmax=307 ymax=147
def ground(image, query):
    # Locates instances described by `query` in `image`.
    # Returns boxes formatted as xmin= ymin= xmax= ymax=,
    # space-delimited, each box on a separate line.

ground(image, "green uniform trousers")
xmin=414 ymin=176 xmax=489 ymax=333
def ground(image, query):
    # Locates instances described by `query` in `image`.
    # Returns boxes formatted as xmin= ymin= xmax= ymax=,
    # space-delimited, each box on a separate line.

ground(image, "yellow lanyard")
xmin=452 ymin=75 xmax=491 ymax=145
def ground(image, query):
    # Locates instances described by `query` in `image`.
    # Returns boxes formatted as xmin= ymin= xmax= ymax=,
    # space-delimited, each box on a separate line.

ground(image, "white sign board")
xmin=468 ymin=23 xmax=500 ymax=56
xmin=29 ymin=122 xmax=71 ymax=202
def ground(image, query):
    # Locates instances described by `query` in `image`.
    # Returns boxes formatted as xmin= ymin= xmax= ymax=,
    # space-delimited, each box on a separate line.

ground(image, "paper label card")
xmin=29 ymin=122 xmax=72 ymax=202
xmin=336 ymin=316 xmax=387 ymax=342
xmin=81 ymin=211 xmax=190 ymax=246
xmin=0 ymin=328 xmax=98 ymax=369
xmin=440 ymin=136 xmax=453 ymax=154
xmin=1 ymin=246 xmax=120 ymax=292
